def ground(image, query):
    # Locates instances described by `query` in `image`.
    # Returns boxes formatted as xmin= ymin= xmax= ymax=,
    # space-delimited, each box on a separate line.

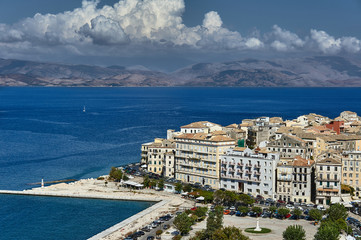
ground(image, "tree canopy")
xmin=282 ymin=225 xmax=306 ymax=240
xmin=174 ymin=212 xmax=193 ymax=235
xmin=212 ymin=226 xmax=249 ymax=240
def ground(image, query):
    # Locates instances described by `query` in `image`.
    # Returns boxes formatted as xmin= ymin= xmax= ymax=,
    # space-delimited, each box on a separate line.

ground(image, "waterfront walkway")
xmin=0 ymin=178 xmax=193 ymax=240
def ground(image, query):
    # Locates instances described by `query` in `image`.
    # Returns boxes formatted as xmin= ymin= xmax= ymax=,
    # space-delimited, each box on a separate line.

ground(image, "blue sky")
xmin=0 ymin=0 xmax=360 ymax=70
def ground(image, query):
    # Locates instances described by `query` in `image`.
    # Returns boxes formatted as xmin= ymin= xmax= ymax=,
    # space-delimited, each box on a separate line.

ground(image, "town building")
xmin=325 ymin=120 xmax=344 ymax=135
xmin=315 ymin=158 xmax=342 ymax=205
xmin=341 ymin=151 xmax=361 ymax=197
xmin=219 ymin=147 xmax=279 ymax=198
xmin=174 ymin=132 xmax=235 ymax=189
xmin=142 ymin=138 xmax=175 ymax=176
xmin=276 ymin=156 xmax=315 ymax=203
xmin=267 ymin=134 xmax=309 ymax=159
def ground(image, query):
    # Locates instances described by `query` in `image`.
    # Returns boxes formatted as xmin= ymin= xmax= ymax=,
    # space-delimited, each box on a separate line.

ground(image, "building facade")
xmin=342 ymin=151 xmax=361 ymax=197
xmin=315 ymin=158 xmax=342 ymax=205
xmin=267 ymin=134 xmax=309 ymax=159
xmin=219 ymin=147 xmax=279 ymax=198
xmin=175 ymin=132 xmax=235 ymax=189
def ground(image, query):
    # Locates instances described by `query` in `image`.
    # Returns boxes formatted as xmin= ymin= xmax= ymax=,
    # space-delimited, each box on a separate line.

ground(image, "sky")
xmin=0 ymin=0 xmax=361 ymax=71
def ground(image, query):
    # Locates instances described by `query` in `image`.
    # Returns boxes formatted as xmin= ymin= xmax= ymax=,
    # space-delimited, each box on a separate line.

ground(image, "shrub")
xmin=156 ymin=230 xmax=163 ymax=236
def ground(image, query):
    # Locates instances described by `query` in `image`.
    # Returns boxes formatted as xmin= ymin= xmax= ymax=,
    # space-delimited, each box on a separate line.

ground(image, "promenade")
xmin=0 ymin=178 xmax=193 ymax=240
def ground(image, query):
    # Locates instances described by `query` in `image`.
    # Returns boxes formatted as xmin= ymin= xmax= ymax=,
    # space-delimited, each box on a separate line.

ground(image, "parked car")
xmin=147 ymin=236 xmax=155 ymax=240
xmin=286 ymin=204 xmax=294 ymax=209
xmin=141 ymin=226 xmax=151 ymax=232
xmin=317 ymin=205 xmax=325 ymax=210
xmin=306 ymin=203 xmax=314 ymax=207
xmin=230 ymin=206 xmax=236 ymax=211
xmin=171 ymin=231 xmax=180 ymax=236
xmin=163 ymin=224 xmax=170 ymax=230
xmin=277 ymin=199 xmax=286 ymax=204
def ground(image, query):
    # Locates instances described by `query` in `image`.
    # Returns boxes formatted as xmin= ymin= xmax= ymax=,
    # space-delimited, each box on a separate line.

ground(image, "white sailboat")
xmin=83 ymin=106 xmax=86 ymax=112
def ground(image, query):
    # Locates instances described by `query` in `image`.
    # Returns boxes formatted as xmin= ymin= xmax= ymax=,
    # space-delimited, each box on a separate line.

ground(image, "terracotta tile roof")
xmin=181 ymin=121 xmax=210 ymax=129
xmin=175 ymin=133 xmax=234 ymax=142
xmin=212 ymin=130 xmax=227 ymax=135
xmin=225 ymin=123 xmax=239 ymax=128
xmin=233 ymin=147 xmax=247 ymax=151
xmin=293 ymin=156 xmax=314 ymax=167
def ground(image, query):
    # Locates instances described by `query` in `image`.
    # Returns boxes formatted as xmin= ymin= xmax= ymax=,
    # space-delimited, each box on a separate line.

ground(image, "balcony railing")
xmin=238 ymin=163 xmax=243 ymax=166
xmin=254 ymin=164 xmax=261 ymax=168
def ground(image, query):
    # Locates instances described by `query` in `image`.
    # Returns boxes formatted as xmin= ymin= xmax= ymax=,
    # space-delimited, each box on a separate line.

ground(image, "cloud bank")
xmin=0 ymin=0 xmax=360 ymax=66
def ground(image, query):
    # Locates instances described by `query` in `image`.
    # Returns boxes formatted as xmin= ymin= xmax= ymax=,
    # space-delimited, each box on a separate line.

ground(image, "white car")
xmin=286 ymin=204 xmax=294 ymax=209
xmin=306 ymin=203 xmax=314 ymax=207
xmin=230 ymin=206 xmax=236 ymax=211
xmin=317 ymin=205 xmax=325 ymax=210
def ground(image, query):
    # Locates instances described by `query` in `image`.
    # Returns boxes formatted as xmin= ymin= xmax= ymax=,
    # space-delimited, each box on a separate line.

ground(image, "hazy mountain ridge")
xmin=1 ymin=56 xmax=361 ymax=87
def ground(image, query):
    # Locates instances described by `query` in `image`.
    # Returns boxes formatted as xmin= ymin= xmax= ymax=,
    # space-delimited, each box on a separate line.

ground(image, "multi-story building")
xmin=340 ymin=111 xmax=359 ymax=122
xmin=342 ymin=151 xmax=361 ymax=197
xmin=164 ymin=151 xmax=175 ymax=178
xmin=276 ymin=156 xmax=315 ymax=203
xmin=267 ymin=134 xmax=309 ymax=159
xmin=291 ymin=156 xmax=315 ymax=203
xmin=219 ymin=147 xmax=279 ymax=198
xmin=175 ymin=132 xmax=235 ymax=189
xmin=180 ymin=121 xmax=222 ymax=134
xmin=276 ymin=159 xmax=293 ymax=202
xmin=315 ymin=158 xmax=342 ymax=205
xmin=142 ymin=138 xmax=175 ymax=176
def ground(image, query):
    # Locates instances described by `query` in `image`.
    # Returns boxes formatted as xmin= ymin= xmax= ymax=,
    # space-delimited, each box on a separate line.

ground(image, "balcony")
xmin=238 ymin=163 xmax=243 ymax=166
xmin=254 ymin=172 xmax=261 ymax=176
xmin=254 ymin=164 xmax=261 ymax=169
xmin=229 ymin=162 xmax=235 ymax=166
xmin=237 ymin=169 xmax=243 ymax=173
xmin=246 ymin=164 xmax=252 ymax=168
xmin=229 ymin=168 xmax=235 ymax=172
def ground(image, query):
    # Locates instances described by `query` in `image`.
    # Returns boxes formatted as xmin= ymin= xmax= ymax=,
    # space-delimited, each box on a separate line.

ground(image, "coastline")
xmin=0 ymin=178 xmax=193 ymax=240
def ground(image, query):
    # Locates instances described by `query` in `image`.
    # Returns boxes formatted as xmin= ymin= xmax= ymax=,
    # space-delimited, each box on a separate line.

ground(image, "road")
xmin=139 ymin=217 xmax=175 ymax=240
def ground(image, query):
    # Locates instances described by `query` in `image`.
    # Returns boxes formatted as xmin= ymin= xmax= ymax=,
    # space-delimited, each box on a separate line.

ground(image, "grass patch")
xmin=245 ymin=228 xmax=271 ymax=234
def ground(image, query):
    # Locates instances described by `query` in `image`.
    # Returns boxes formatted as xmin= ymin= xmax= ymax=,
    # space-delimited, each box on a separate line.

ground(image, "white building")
xmin=219 ymin=147 xmax=279 ymax=198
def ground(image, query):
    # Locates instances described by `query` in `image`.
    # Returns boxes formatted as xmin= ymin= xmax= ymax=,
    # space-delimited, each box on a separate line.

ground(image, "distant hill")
xmin=1 ymin=56 xmax=361 ymax=87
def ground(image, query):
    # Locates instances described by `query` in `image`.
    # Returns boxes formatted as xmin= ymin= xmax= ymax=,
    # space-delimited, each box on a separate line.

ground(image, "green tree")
xmin=174 ymin=212 xmax=193 ymax=235
xmin=251 ymin=206 xmax=262 ymax=216
xmin=158 ymin=179 xmax=164 ymax=190
xmin=282 ymin=225 xmax=306 ymax=240
xmin=212 ymin=226 xmax=249 ymax=240
xmin=143 ymin=175 xmax=150 ymax=188
xmin=309 ymin=209 xmax=322 ymax=222
xmin=314 ymin=223 xmax=340 ymax=240
xmin=327 ymin=203 xmax=347 ymax=222
xmin=223 ymin=191 xmax=239 ymax=206
xmin=238 ymin=194 xmax=255 ymax=206
xmin=206 ymin=206 xmax=224 ymax=237
xmin=150 ymin=179 xmax=157 ymax=189
xmin=237 ymin=206 xmax=249 ymax=215
xmin=109 ymin=167 xmax=127 ymax=182
xmin=269 ymin=206 xmax=277 ymax=216
xmin=189 ymin=230 xmax=206 ymax=240
xmin=200 ymin=190 xmax=214 ymax=203
xmin=175 ymin=182 xmax=183 ymax=193
xmin=194 ymin=207 xmax=208 ymax=218
xmin=292 ymin=208 xmax=302 ymax=220
xmin=278 ymin=208 xmax=290 ymax=219
xmin=183 ymin=184 xmax=192 ymax=193
xmin=213 ymin=190 xmax=225 ymax=205
xmin=215 ymin=206 xmax=224 ymax=230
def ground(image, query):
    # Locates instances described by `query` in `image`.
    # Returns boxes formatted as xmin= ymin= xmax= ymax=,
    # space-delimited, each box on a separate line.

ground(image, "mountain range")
xmin=1 ymin=56 xmax=361 ymax=87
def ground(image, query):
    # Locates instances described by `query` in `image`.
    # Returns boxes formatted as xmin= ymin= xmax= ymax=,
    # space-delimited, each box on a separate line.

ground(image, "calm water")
xmin=0 ymin=87 xmax=361 ymax=239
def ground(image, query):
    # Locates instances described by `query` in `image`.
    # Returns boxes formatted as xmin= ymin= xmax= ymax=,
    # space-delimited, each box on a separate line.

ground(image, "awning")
xmin=181 ymin=192 xmax=188 ymax=195
xmin=123 ymin=180 xmax=144 ymax=188
xmin=141 ymin=164 xmax=147 ymax=168
xmin=317 ymin=188 xmax=339 ymax=192
xmin=196 ymin=196 xmax=205 ymax=201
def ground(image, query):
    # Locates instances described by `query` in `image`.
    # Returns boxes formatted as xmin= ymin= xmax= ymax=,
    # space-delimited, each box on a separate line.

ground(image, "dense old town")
xmin=141 ymin=111 xmax=361 ymax=205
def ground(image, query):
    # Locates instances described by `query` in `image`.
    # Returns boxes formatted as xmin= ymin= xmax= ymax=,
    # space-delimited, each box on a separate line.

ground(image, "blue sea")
xmin=0 ymin=87 xmax=360 ymax=239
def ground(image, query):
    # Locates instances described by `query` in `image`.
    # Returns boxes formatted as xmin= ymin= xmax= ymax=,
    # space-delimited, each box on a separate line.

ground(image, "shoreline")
xmin=0 ymin=177 xmax=193 ymax=240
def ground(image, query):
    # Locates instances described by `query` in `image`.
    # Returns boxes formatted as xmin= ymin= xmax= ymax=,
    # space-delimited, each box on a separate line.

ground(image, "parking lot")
xmin=186 ymin=214 xmax=319 ymax=240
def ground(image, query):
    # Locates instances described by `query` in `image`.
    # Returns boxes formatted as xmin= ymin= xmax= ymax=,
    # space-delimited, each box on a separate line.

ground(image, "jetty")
xmin=0 ymin=178 xmax=193 ymax=240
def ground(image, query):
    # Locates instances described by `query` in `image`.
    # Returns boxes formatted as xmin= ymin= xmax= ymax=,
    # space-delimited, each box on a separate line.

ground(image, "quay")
xmin=0 ymin=178 xmax=193 ymax=240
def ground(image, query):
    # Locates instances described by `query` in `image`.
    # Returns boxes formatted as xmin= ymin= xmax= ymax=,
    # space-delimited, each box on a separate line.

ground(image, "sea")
xmin=0 ymin=87 xmax=360 ymax=239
